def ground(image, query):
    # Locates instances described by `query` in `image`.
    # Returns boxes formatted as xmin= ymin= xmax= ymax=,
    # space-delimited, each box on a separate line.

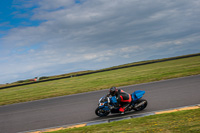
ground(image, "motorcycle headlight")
xmin=99 ymin=103 xmax=104 ymax=106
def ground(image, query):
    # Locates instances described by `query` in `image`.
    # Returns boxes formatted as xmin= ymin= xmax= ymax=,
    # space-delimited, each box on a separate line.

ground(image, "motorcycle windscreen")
xmin=132 ymin=90 xmax=145 ymax=100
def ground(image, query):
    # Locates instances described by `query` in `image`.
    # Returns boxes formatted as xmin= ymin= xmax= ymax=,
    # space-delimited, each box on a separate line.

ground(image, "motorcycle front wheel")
xmin=95 ymin=107 xmax=110 ymax=117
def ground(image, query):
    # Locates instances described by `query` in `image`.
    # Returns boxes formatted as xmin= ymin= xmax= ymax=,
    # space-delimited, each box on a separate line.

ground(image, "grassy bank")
xmin=0 ymin=56 xmax=200 ymax=106
xmin=49 ymin=108 xmax=200 ymax=133
xmin=2 ymin=53 xmax=199 ymax=89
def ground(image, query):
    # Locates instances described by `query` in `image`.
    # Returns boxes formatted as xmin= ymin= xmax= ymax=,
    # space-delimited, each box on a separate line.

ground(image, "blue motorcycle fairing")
xmin=99 ymin=105 xmax=110 ymax=111
xmin=99 ymin=96 xmax=117 ymax=110
xmin=132 ymin=90 xmax=145 ymax=101
xmin=103 ymin=106 xmax=110 ymax=110
xmin=98 ymin=104 xmax=104 ymax=108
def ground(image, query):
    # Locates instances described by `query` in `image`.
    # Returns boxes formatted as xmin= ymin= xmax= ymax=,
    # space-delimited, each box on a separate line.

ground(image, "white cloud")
xmin=38 ymin=0 xmax=74 ymax=10
xmin=0 ymin=0 xmax=200 ymax=83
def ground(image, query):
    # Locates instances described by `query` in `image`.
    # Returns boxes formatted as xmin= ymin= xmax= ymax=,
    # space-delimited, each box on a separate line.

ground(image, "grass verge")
xmin=0 ymin=56 xmax=200 ymax=106
xmin=47 ymin=108 xmax=200 ymax=133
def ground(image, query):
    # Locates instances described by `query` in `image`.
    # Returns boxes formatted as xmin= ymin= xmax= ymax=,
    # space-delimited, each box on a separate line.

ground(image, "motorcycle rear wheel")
xmin=133 ymin=99 xmax=148 ymax=111
xmin=95 ymin=107 xmax=110 ymax=117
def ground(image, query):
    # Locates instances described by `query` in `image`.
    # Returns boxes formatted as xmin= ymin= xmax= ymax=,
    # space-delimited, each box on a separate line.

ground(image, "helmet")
xmin=109 ymin=87 xmax=118 ymax=96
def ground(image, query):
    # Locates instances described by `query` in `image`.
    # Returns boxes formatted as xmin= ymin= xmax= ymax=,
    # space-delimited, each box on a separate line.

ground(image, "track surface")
xmin=0 ymin=75 xmax=200 ymax=133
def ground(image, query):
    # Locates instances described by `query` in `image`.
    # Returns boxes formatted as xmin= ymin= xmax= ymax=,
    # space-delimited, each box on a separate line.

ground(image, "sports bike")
xmin=95 ymin=90 xmax=147 ymax=117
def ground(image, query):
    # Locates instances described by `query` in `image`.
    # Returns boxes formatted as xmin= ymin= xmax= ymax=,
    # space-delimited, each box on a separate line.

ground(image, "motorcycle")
xmin=95 ymin=90 xmax=148 ymax=117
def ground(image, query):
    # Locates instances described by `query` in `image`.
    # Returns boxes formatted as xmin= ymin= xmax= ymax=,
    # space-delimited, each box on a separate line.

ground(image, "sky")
xmin=0 ymin=0 xmax=200 ymax=84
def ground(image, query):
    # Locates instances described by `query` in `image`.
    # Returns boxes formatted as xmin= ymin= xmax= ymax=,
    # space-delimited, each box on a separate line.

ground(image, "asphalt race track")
xmin=0 ymin=75 xmax=200 ymax=133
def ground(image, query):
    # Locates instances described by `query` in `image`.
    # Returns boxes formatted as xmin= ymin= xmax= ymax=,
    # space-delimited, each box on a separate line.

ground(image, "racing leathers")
xmin=115 ymin=89 xmax=132 ymax=113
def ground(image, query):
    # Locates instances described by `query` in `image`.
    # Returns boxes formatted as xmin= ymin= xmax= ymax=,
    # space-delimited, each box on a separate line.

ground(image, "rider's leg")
xmin=119 ymin=102 xmax=130 ymax=114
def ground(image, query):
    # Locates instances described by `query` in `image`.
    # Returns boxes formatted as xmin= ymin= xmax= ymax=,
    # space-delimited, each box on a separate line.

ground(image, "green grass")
xmin=1 ymin=53 xmax=199 ymax=88
xmin=0 ymin=56 xmax=200 ymax=106
xmin=47 ymin=108 xmax=200 ymax=133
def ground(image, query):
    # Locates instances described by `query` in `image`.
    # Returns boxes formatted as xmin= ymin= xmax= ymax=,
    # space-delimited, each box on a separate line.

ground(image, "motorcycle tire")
xmin=95 ymin=107 xmax=110 ymax=117
xmin=133 ymin=99 xmax=148 ymax=111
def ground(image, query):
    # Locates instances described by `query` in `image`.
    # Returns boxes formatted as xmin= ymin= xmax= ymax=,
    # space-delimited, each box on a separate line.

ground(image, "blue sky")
xmin=0 ymin=0 xmax=200 ymax=84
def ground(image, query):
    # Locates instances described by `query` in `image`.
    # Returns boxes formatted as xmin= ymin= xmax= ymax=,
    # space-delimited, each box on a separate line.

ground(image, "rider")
xmin=109 ymin=87 xmax=132 ymax=114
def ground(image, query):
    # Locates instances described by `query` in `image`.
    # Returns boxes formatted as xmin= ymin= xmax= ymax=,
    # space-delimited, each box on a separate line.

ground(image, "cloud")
xmin=0 ymin=0 xmax=200 ymax=83
xmin=37 ymin=0 xmax=74 ymax=10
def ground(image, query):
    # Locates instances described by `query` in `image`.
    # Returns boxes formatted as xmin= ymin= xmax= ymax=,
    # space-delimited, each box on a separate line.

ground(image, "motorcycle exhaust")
xmin=134 ymin=101 xmax=147 ymax=108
